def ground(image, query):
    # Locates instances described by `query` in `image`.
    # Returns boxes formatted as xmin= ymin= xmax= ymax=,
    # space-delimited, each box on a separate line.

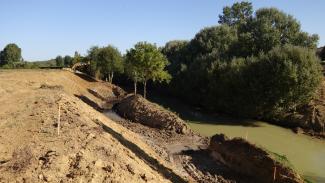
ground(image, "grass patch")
xmin=304 ymin=178 xmax=314 ymax=183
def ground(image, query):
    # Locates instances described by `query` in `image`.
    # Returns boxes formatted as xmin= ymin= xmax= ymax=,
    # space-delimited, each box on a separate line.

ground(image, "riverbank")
xmin=109 ymin=93 xmax=309 ymax=182
xmin=145 ymin=87 xmax=325 ymax=140
xmin=146 ymin=93 xmax=325 ymax=183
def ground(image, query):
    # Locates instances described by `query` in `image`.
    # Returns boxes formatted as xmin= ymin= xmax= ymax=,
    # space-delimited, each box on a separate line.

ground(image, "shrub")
xmin=205 ymin=45 xmax=322 ymax=117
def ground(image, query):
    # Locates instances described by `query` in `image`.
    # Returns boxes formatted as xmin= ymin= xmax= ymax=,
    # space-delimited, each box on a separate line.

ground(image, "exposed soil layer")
xmin=209 ymin=134 xmax=303 ymax=183
xmin=115 ymin=95 xmax=192 ymax=134
xmin=0 ymin=70 xmax=184 ymax=182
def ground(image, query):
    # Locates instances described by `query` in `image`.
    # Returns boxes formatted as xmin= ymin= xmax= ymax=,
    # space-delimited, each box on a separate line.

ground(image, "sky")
xmin=0 ymin=0 xmax=324 ymax=61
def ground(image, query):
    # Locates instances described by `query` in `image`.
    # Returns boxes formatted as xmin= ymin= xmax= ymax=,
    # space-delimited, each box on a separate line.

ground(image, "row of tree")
xmin=45 ymin=2 xmax=324 ymax=119
xmin=55 ymin=55 xmax=73 ymax=67
xmin=158 ymin=2 xmax=323 ymax=119
xmin=84 ymin=42 xmax=170 ymax=98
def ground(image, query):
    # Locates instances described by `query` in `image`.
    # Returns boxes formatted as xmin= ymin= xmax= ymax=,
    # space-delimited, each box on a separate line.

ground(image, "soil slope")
xmin=0 ymin=70 xmax=184 ymax=182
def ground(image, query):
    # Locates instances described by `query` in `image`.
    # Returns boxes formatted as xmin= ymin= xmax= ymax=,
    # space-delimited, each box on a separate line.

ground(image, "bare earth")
xmin=0 ymin=70 xmax=185 ymax=183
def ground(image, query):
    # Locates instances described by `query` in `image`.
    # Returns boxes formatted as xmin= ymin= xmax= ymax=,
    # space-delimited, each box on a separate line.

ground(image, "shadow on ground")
xmin=74 ymin=72 xmax=97 ymax=82
xmin=180 ymin=149 xmax=254 ymax=183
xmin=99 ymin=121 xmax=188 ymax=183
xmin=74 ymin=94 xmax=103 ymax=112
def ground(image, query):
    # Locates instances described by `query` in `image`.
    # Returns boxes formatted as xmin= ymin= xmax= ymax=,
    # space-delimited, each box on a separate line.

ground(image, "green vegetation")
xmin=72 ymin=51 xmax=83 ymax=66
xmin=63 ymin=55 xmax=73 ymax=67
xmin=266 ymin=149 xmax=295 ymax=170
xmin=0 ymin=43 xmax=23 ymax=68
xmin=86 ymin=45 xmax=123 ymax=83
xmin=97 ymin=45 xmax=123 ymax=83
xmin=125 ymin=42 xmax=171 ymax=98
xmin=160 ymin=2 xmax=322 ymax=119
xmin=55 ymin=55 xmax=64 ymax=67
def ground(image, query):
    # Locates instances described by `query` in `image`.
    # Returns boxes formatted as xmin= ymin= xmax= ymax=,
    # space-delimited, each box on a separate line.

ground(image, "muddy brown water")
xmin=147 ymin=94 xmax=325 ymax=183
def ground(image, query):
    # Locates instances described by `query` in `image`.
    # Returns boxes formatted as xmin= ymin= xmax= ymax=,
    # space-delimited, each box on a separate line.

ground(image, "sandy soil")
xmin=0 ymin=70 xmax=185 ymax=182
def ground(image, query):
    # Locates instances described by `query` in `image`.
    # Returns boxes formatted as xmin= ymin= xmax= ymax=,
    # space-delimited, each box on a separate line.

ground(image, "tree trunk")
xmin=143 ymin=81 xmax=147 ymax=99
xmin=134 ymin=81 xmax=137 ymax=95
xmin=110 ymin=72 xmax=114 ymax=84
xmin=108 ymin=73 xmax=112 ymax=83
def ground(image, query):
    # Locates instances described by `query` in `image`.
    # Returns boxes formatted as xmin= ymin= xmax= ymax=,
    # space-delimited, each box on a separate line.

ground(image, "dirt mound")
xmin=0 ymin=70 xmax=186 ymax=182
xmin=209 ymin=134 xmax=303 ymax=183
xmin=115 ymin=95 xmax=192 ymax=134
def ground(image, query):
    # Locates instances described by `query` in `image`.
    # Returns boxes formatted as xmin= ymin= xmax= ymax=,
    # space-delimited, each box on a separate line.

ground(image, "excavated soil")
xmin=115 ymin=95 xmax=192 ymax=134
xmin=0 ymin=70 xmax=185 ymax=183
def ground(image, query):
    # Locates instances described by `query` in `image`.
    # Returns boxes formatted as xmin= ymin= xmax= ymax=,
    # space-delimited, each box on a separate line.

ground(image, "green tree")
xmin=186 ymin=25 xmax=238 ymax=104
xmin=96 ymin=45 xmax=123 ymax=83
xmin=162 ymin=40 xmax=189 ymax=77
xmin=218 ymin=1 xmax=253 ymax=26
xmin=55 ymin=55 xmax=64 ymax=67
xmin=125 ymin=42 xmax=171 ymax=98
xmin=63 ymin=55 xmax=73 ymax=67
xmin=248 ymin=45 xmax=322 ymax=116
xmin=87 ymin=46 xmax=100 ymax=78
xmin=159 ymin=2 xmax=321 ymax=120
xmin=251 ymin=8 xmax=318 ymax=54
xmin=190 ymin=25 xmax=237 ymax=61
xmin=206 ymin=45 xmax=322 ymax=117
xmin=0 ymin=43 xmax=22 ymax=66
xmin=218 ymin=5 xmax=319 ymax=57
xmin=72 ymin=51 xmax=82 ymax=65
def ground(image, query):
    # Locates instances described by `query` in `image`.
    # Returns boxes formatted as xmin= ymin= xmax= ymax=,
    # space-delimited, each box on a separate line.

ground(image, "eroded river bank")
xmin=147 ymin=94 xmax=325 ymax=183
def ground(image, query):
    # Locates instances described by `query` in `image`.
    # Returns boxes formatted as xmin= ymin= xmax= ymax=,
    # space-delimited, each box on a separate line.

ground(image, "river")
xmin=148 ymin=94 xmax=325 ymax=183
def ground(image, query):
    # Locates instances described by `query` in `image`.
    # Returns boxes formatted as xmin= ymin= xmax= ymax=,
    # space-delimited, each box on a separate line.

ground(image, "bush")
xmin=247 ymin=45 xmax=322 ymax=117
xmin=205 ymin=45 xmax=322 ymax=117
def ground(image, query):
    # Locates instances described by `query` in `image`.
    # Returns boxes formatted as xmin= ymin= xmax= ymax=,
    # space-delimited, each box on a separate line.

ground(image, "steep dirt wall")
xmin=209 ymin=134 xmax=303 ymax=183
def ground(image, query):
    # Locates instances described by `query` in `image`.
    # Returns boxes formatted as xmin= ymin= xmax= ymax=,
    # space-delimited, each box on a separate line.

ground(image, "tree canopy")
xmin=218 ymin=1 xmax=253 ymax=26
xmin=125 ymin=42 xmax=171 ymax=98
xmin=63 ymin=55 xmax=73 ymax=67
xmin=55 ymin=55 xmax=64 ymax=67
xmin=96 ymin=45 xmax=123 ymax=83
xmin=159 ymin=2 xmax=322 ymax=119
xmin=0 ymin=43 xmax=22 ymax=65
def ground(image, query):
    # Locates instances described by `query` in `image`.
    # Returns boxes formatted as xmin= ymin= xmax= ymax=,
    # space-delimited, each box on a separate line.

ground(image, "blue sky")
xmin=0 ymin=0 xmax=324 ymax=61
